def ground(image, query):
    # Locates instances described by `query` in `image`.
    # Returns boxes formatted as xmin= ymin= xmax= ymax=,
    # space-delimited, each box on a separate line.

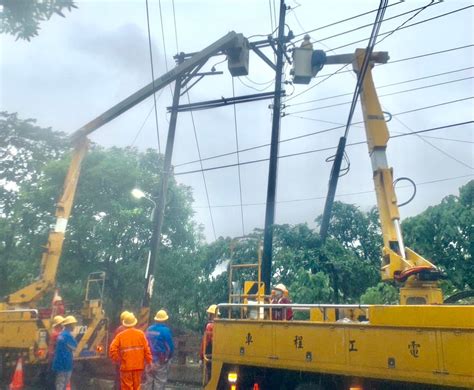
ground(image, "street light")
xmin=131 ymin=188 xmax=157 ymax=209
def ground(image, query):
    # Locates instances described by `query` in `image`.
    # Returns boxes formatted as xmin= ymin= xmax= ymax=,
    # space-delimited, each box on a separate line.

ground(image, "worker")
xmin=52 ymin=315 xmax=78 ymax=390
xmin=109 ymin=312 xmax=152 ymax=390
xmin=271 ymin=283 xmax=293 ymax=321
xmin=112 ymin=310 xmax=131 ymax=390
xmin=42 ymin=315 xmax=64 ymax=389
xmin=200 ymin=304 xmax=217 ymax=383
xmin=142 ymin=309 xmax=174 ymax=390
xmin=300 ymin=34 xmax=313 ymax=49
xmin=48 ymin=315 xmax=65 ymax=363
xmin=51 ymin=290 xmax=65 ymax=317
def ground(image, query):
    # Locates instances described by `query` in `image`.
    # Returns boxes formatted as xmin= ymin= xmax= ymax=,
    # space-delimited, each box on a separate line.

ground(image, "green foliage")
xmin=1 ymin=0 xmax=77 ymax=41
xmin=402 ymin=181 xmax=473 ymax=290
xmin=0 ymin=112 xmax=67 ymax=295
xmin=1 ymin=113 xmax=203 ymax=332
xmin=360 ymin=282 xmax=399 ymax=304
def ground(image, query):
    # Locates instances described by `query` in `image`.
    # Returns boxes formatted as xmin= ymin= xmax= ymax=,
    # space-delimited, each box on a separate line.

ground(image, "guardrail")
xmin=216 ymin=303 xmax=370 ymax=321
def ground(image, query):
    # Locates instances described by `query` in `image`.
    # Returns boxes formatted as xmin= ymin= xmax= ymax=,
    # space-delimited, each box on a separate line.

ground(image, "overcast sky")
xmin=2 ymin=0 xmax=473 ymax=241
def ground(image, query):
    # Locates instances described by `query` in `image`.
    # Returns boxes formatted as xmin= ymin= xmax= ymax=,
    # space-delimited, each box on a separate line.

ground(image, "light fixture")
xmin=131 ymin=188 xmax=145 ymax=199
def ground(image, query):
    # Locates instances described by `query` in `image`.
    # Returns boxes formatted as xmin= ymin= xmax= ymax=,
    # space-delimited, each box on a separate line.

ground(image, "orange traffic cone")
xmin=9 ymin=357 xmax=24 ymax=390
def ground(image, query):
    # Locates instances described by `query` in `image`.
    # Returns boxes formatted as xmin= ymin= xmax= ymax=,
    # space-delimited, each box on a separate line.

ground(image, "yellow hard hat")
xmin=206 ymin=304 xmax=218 ymax=315
xmin=52 ymin=295 xmax=63 ymax=303
xmin=274 ymin=283 xmax=287 ymax=293
xmin=52 ymin=315 xmax=65 ymax=327
xmin=120 ymin=310 xmax=131 ymax=321
xmin=62 ymin=315 xmax=78 ymax=326
xmin=154 ymin=309 xmax=169 ymax=322
xmin=122 ymin=312 xmax=138 ymax=327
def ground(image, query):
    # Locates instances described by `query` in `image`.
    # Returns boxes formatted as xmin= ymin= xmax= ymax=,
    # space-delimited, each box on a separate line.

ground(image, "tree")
xmin=360 ymin=282 xmax=398 ymax=304
xmin=1 ymin=114 xmax=204 ymax=331
xmin=402 ymin=180 xmax=473 ymax=292
xmin=0 ymin=112 xmax=67 ymax=295
xmin=1 ymin=0 xmax=77 ymax=41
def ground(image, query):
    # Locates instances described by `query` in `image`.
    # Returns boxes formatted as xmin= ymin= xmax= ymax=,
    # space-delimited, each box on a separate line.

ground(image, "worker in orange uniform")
xmin=109 ymin=312 xmax=152 ymax=390
xmin=200 ymin=304 xmax=217 ymax=384
xmin=112 ymin=310 xmax=131 ymax=390
xmin=271 ymin=284 xmax=293 ymax=320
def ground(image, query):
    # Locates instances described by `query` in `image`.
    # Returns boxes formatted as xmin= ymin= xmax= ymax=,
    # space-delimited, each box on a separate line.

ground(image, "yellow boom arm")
xmin=353 ymin=49 xmax=442 ymax=304
xmin=6 ymin=137 xmax=89 ymax=306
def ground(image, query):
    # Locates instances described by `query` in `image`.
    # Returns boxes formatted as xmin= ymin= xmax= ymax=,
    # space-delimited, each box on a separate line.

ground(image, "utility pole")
xmin=262 ymin=0 xmax=287 ymax=294
xmin=139 ymin=77 xmax=182 ymax=327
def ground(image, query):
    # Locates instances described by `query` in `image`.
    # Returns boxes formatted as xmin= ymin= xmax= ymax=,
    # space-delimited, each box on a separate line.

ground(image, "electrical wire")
xmin=286 ymin=76 xmax=474 ymax=115
xmin=292 ymin=0 xmax=404 ymax=39
xmin=192 ymin=174 xmax=473 ymax=209
xmin=285 ymin=63 xmax=350 ymax=102
xmin=331 ymin=5 xmax=473 ymax=52
xmin=288 ymin=67 xmax=474 ymax=107
xmin=232 ymin=78 xmax=245 ymax=236
xmin=186 ymin=92 xmax=217 ymax=240
xmin=171 ymin=0 xmax=179 ymax=53
xmin=145 ymin=0 xmax=161 ymax=154
xmin=169 ymin=0 xmax=215 ymax=239
xmin=244 ymin=76 xmax=275 ymax=86
xmin=375 ymin=0 xmax=436 ymax=45
xmin=392 ymin=116 xmax=473 ymax=169
xmin=304 ymin=1 xmax=441 ymax=47
xmin=174 ymin=97 xmax=474 ymax=169
xmin=237 ymin=76 xmax=275 ymax=92
xmin=130 ymin=104 xmax=154 ymax=147
xmin=174 ymin=121 xmax=473 ymax=176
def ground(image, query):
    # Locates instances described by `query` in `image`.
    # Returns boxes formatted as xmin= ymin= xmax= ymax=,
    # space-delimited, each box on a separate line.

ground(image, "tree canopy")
xmin=1 ymin=0 xmax=77 ymax=41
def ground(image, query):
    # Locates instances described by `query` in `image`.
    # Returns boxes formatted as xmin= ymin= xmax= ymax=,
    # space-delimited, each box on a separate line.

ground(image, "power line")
xmin=393 ymin=116 xmax=473 ymax=169
xmin=174 ymin=97 xmax=474 ymax=169
xmin=174 ymin=121 xmax=473 ymax=176
xmin=193 ymin=174 xmax=473 ymax=209
xmin=303 ymin=1 xmax=441 ymax=47
xmin=157 ymin=0 xmax=169 ymax=72
xmin=186 ymin=93 xmax=217 ymax=240
xmin=285 ymin=63 xmax=350 ymax=102
xmin=331 ymin=5 xmax=473 ymax=52
xmin=374 ymin=0 xmax=436 ymax=46
xmin=145 ymin=0 xmax=161 ymax=154
xmin=238 ymin=76 xmax=274 ymax=92
xmin=167 ymin=0 xmax=216 ymax=239
xmin=286 ymin=76 xmax=474 ymax=115
xmin=232 ymin=78 xmax=245 ymax=236
xmin=171 ymin=0 xmax=179 ymax=53
xmin=288 ymin=66 xmax=474 ymax=107
xmin=292 ymin=0 xmax=404 ymax=39
xmin=268 ymin=0 xmax=275 ymax=33
xmin=389 ymin=44 xmax=474 ymax=65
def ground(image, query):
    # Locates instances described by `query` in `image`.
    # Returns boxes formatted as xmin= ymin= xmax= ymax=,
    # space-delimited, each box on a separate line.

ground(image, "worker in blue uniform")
xmin=52 ymin=315 xmax=78 ymax=390
xmin=142 ymin=309 xmax=174 ymax=390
